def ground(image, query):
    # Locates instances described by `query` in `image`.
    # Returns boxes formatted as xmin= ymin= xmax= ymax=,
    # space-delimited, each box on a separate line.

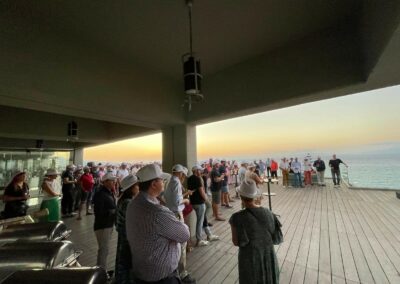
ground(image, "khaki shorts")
xmin=211 ymin=190 xmax=221 ymax=204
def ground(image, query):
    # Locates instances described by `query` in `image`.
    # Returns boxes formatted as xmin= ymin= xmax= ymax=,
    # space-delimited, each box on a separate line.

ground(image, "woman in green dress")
xmin=229 ymin=180 xmax=279 ymax=284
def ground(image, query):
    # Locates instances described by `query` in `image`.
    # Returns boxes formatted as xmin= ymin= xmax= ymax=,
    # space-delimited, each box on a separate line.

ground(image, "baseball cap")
xmin=137 ymin=164 xmax=171 ymax=182
xmin=102 ymin=172 xmax=117 ymax=182
xmin=120 ymin=174 xmax=138 ymax=192
xmin=172 ymin=164 xmax=185 ymax=173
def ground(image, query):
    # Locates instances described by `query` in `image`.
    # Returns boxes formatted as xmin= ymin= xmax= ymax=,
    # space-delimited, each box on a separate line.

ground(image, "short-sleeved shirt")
xmin=313 ymin=160 xmax=326 ymax=172
xmin=210 ymin=168 xmax=222 ymax=192
xmin=219 ymin=165 xmax=228 ymax=186
xmin=80 ymin=173 xmax=94 ymax=192
xmin=4 ymin=182 xmax=29 ymax=217
xmin=329 ymin=159 xmax=343 ymax=170
xmin=188 ymin=175 xmax=204 ymax=205
xmin=62 ymin=171 xmax=75 ymax=191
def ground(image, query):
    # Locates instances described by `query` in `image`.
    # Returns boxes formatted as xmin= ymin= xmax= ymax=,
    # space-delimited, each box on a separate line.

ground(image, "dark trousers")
xmin=267 ymin=167 xmax=271 ymax=177
xmin=331 ymin=169 xmax=341 ymax=185
xmin=271 ymin=171 xmax=278 ymax=179
xmin=61 ymin=188 xmax=74 ymax=215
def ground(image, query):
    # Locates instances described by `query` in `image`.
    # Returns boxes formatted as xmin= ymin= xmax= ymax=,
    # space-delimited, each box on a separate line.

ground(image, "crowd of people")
xmin=0 ymin=154 xmax=347 ymax=283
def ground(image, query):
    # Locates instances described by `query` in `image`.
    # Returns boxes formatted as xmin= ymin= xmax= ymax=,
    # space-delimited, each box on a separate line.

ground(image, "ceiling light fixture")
xmin=182 ymin=0 xmax=203 ymax=111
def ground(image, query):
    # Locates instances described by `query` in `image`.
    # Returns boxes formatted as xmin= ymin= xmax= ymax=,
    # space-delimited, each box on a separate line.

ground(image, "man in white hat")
xmin=164 ymin=164 xmax=195 ymax=283
xmin=115 ymin=174 xmax=139 ymax=284
xmin=126 ymin=164 xmax=189 ymax=283
xmin=93 ymin=172 xmax=117 ymax=278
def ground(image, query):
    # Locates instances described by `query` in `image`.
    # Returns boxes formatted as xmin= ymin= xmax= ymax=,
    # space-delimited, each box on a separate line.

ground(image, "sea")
xmin=236 ymin=152 xmax=400 ymax=190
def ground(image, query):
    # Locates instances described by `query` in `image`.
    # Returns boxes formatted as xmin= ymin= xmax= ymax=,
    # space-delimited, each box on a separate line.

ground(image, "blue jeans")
xmin=294 ymin=173 xmax=302 ymax=187
xmin=192 ymin=204 xmax=211 ymax=241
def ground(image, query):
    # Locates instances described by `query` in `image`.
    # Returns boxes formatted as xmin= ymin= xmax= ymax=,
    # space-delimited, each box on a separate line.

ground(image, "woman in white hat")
xmin=115 ymin=174 xmax=139 ymax=284
xmin=1 ymin=170 xmax=30 ymax=219
xmin=245 ymin=163 xmax=264 ymax=186
xmin=40 ymin=168 xmax=62 ymax=222
xmin=229 ymin=181 xmax=279 ymax=284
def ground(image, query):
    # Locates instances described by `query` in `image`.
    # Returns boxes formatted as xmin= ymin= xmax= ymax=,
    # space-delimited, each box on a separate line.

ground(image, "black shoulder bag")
xmin=247 ymin=208 xmax=283 ymax=245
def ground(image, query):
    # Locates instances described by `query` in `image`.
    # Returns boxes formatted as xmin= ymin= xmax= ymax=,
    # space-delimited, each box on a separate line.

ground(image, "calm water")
xmin=235 ymin=152 xmax=400 ymax=190
xmin=337 ymin=154 xmax=400 ymax=189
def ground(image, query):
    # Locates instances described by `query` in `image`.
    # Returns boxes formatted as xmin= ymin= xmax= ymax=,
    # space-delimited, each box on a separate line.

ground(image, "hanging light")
xmin=182 ymin=0 xmax=203 ymax=111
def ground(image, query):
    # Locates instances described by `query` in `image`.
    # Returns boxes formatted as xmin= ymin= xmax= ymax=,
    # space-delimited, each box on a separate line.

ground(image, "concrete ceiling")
xmin=0 ymin=0 xmax=399 ymax=149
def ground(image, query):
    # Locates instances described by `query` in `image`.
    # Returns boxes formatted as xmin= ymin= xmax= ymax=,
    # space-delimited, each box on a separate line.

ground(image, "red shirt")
xmin=80 ymin=173 xmax=94 ymax=192
xmin=271 ymin=161 xmax=278 ymax=171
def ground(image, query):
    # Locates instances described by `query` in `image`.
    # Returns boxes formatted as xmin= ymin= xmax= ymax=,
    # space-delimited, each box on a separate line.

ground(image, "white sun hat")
xmin=192 ymin=165 xmax=203 ymax=172
xmin=45 ymin=169 xmax=59 ymax=176
xmin=120 ymin=174 xmax=139 ymax=192
xmin=238 ymin=180 xmax=260 ymax=199
xmin=172 ymin=164 xmax=185 ymax=173
xmin=102 ymin=172 xmax=117 ymax=182
xmin=137 ymin=164 xmax=171 ymax=182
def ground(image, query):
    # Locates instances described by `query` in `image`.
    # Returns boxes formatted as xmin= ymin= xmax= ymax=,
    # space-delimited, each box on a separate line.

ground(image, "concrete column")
xmin=162 ymin=124 xmax=197 ymax=173
xmin=70 ymin=148 xmax=84 ymax=166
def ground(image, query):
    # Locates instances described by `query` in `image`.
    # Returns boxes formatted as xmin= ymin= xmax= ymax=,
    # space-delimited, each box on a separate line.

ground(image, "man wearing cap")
xmin=188 ymin=165 xmax=219 ymax=247
xmin=210 ymin=159 xmax=225 ymax=221
xmin=164 ymin=164 xmax=195 ymax=283
xmin=126 ymin=164 xmax=190 ymax=284
xmin=93 ymin=172 xmax=117 ymax=277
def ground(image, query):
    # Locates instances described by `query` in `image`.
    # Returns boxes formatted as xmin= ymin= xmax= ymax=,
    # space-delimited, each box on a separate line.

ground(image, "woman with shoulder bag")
xmin=229 ymin=180 xmax=279 ymax=284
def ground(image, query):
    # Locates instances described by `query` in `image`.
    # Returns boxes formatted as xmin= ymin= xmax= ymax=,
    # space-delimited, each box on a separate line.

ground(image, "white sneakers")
xmin=197 ymin=240 xmax=210 ymax=246
xmin=207 ymin=235 xmax=220 ymax=241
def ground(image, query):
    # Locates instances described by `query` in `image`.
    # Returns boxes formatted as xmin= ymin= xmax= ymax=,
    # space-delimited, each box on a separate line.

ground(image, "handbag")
xmin=246 ymin=208 xmax=283 ymax=245
xmin=271 ymin=213 xmax=283 ymax=245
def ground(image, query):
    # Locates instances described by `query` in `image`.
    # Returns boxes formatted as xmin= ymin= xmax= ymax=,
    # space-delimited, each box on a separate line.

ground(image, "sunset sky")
xmin=84 ymin=85 xmax=400 ymax=162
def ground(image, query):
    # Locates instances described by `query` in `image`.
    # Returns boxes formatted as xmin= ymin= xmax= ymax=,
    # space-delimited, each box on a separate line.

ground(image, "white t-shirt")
xmin=42 ymin=179 xmax=61 ymax=200
xmin=117 ymin=169 xmax=130 ymax=180
xmin=279 ymin=161 xmax=290 ymax=171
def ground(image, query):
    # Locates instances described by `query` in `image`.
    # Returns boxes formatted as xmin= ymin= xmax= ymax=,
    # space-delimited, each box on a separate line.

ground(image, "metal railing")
xmin=340 ymin=165 xmax=352 ymax=187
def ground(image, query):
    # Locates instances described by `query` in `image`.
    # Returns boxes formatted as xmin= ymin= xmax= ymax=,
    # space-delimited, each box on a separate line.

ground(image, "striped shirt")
xmin=164 ymin=176 xmax=185 ymax=213
xmin=126 ymin=191 xmax=190 ymax=282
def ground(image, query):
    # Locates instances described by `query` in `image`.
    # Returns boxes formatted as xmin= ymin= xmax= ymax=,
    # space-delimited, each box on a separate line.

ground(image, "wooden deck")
xmin=64 ymin=182 xmax=400 ymax=284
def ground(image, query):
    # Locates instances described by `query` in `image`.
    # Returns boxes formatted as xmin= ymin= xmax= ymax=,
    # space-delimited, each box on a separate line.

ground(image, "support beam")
xmin=162 ymin=125 xmax=197 ymax=173
xmin=71 ymin=148 xmax=84 ymax=166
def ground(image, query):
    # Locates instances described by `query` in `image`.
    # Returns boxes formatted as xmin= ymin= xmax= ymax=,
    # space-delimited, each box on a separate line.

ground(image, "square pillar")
xmin=70 ymin=148 xmax=84 ymax=166
xmin=162 ymin=124 xmax=197 ymax=173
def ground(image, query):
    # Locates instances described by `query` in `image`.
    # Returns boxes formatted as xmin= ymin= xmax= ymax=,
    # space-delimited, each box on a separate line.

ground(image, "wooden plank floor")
xmin=64 ymin=182 xmax=400 ymax=283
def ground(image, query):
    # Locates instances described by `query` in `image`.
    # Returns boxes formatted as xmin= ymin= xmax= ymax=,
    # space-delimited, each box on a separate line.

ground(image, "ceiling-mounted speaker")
xmin=67 ymin=121 xmax=78 ymax=140
xmin=36 ymin=139 xmax=44 ymax=149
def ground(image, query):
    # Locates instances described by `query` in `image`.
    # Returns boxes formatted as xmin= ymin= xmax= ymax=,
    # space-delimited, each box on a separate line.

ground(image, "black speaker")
xmin=68 ymin=121 xmax=78 ymax=138
xmin=183 ymin=55 xmax=202 ymax=96
xmin=36 ymin=139 xmax=44 ymax=149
